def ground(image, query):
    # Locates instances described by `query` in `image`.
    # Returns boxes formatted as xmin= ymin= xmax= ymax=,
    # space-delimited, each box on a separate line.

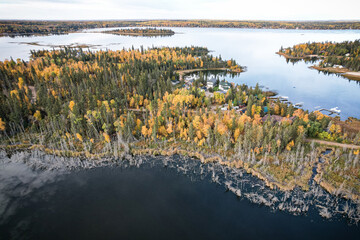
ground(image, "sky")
xmin=0 ymin=0 xmax=359 ymax=21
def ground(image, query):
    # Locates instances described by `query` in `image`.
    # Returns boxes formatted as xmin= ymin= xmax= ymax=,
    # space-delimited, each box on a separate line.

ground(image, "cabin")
xmin=219 ymin=81 xmax=231 ymax=91
xmin=207 ymin=77 xmax=217 ymax=89
xmin=333 ymin=65 xmax=344 ymax=69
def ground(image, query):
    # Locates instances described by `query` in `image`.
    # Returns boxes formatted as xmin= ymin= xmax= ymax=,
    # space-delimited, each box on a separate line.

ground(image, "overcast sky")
xmin=1 ymin=0 xmax=359 ymax=21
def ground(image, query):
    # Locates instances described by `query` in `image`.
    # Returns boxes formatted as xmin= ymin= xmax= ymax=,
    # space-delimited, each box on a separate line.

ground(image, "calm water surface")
xmin=0 ymin=155 xmax=359 ymax=240
xmin=1 ymin=27 xmax=360 ymax=118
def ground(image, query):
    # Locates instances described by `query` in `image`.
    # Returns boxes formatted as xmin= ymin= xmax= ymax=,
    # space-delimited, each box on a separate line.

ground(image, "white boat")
xmin=278 ymin=96 xmax=289 ymax=102
xmin=293 ymin=102 xmax=304 ymax=107
xmin=330 ymin=107 xmax=341 ymax=114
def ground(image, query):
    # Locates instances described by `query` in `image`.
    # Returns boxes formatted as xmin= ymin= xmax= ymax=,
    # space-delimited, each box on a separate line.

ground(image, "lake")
xmin=0 ymin=152 xmax=359 ymax=239
xmin=1 ymin=27 xmax=360 ymax=119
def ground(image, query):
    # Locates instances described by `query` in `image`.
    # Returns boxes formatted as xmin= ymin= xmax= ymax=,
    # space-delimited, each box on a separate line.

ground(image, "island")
xmin=102 ymin=28 xmax=175 ymax=37
xmin=277 ymin=39 xmax=360 ymax=81
xmin=0 ymin=46 xmax=359 ymax=204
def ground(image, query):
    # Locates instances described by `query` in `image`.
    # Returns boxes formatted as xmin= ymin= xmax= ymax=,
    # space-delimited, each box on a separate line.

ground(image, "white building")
xmin=207 ymin=77 xmax=217 ymax=89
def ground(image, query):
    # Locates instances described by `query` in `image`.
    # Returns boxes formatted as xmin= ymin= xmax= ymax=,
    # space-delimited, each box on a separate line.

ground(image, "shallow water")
xmin=0 ymin=151 xmax=359 ymax=239
xmin=1 ymin=27 xmax=360 ymax=119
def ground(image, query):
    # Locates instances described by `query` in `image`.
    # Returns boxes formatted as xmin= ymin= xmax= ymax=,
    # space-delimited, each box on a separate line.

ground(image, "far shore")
xmin=276 ymin=51 xmax=324 ymax=60
xmin=310 ymin=66 xmax=360 ymax=81
xmin=276 ymin=52 xmax=360 ymax=81
xmin=103 ymin=32 xmax=174 ymax=37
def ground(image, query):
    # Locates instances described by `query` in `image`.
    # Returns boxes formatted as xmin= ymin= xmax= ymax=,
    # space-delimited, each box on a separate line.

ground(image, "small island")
xmin=277 ymin=39 xmax=360 ymax=81
xmin=102 ymin=28 xmax=175 ymax=37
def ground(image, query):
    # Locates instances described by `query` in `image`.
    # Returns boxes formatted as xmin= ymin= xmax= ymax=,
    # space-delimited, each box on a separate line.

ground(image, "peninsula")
xmin=277 ymin=39 xmax=360 ymax=81
xmin=0 ymin=46 xmax=359 ymax=202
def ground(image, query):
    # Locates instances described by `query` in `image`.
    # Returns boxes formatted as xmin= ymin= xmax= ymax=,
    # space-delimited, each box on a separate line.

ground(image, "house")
xmin=219 ymin=81 xmax=231 ymax=91
xmin=207 ymin=81 xmax=214 ymax=88
xmin=333 ymin=65 xmax=344 ymax=69
xmin=207 ymin=77 xmax=217 ymax=89
xmin=221 ymin=104 xmax=228 ymax=111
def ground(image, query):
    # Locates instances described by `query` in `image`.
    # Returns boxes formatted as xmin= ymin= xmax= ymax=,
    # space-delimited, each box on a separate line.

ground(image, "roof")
xmin=219 ymin=81 xmax=231 ymax=86
xmin=208 ymin=77 xmax=217 ymax=83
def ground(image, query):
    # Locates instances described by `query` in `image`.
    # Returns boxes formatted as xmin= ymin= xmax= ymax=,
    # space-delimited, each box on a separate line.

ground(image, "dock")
xmin=318 ymin=108 xmax=341 ymax=115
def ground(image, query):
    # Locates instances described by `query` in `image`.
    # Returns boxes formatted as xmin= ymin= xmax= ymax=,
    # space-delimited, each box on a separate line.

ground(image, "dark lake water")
xmin=1 ymin=27 xmax=360 ymax=119
xmin=0 ymin=152 xmax=359 ymax=240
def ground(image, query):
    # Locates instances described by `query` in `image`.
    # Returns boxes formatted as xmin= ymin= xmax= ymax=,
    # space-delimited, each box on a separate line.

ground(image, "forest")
xmin=278 ymin=39 xmax=360 ymax=72
xmin=0 ymin=46 xmax=359 ymax=200
xmin=1 ymin=20 xmax=360 ymax=37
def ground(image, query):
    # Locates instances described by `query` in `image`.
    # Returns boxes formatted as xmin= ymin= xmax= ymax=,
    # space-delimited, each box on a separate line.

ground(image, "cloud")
xmin=0 ymin=0 xmax=359 ymax=20
xmin=2 ymin=0 xmax=80 ymax=3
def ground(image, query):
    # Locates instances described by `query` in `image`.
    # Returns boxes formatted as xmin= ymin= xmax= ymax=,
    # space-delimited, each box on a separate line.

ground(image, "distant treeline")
xmin=1 ymin=20 xmax=360 ymax=36
xmin=132 ymin=20 xmax=360 ymax=30
xmin=103 ymin=28 xmax=175 ymax=37
xmin=280 ymin=39 xmax=360 ymax=71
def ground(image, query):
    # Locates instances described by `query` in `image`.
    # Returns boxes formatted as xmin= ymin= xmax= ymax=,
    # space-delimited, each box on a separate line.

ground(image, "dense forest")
xmin=0 ymin=47 xmax=359 ymax=199
xmin=133 ymin=20 xmax=360 ymax=30
xmin=279 ymin=39 xmax=360 ymax=71
xmin=1 ymin=20 xmax=360 ymax=37
xmin=103 ymin=28 xmax=175 ymax=37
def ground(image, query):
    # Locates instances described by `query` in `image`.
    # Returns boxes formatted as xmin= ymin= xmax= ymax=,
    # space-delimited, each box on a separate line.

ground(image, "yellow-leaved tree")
xmin=0 ymin=118 xmax=5 ymax=131
xmin=69 ymin=101 xmax=75 ymax=112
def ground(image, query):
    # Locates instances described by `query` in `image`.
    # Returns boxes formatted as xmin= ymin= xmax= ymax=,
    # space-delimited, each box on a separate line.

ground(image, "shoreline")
xmin=102 ymin=32 xmax=174 ymax=37
xmin=276 ymin=52 xmax=360 ymax=81
xmin=2 ymin=140 xmax=358 ymax=202
xmin=310 ymin=66 xmax=360 ymax=81
xmin=314 ymin=151 xmax=360 ymax=201
xmin=276 ymin=51 xmax=324 ymax=60
xmin=176 ymin=67 xmax=243 ymax=81
xmin=0 ymin=143 xmax=304 ymax=192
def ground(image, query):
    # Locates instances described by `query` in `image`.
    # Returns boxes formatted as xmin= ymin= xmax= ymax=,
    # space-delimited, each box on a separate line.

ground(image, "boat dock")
xmin=318 ymin=107 xmax=341 ymax=115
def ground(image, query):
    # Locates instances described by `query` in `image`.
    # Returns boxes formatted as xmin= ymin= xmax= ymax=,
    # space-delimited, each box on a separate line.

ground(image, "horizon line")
xmin=1 ymin=19 xmax=360 ymax=22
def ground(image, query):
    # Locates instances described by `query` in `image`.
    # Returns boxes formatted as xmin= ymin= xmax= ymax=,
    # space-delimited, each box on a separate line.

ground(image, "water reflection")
xmin=281 ymin=56 xmax=360 ymax=85
xmin=0 ymin=151 xmax=65 ymax=224
xmin=1 ymin=151 xmax=360 ymax=226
